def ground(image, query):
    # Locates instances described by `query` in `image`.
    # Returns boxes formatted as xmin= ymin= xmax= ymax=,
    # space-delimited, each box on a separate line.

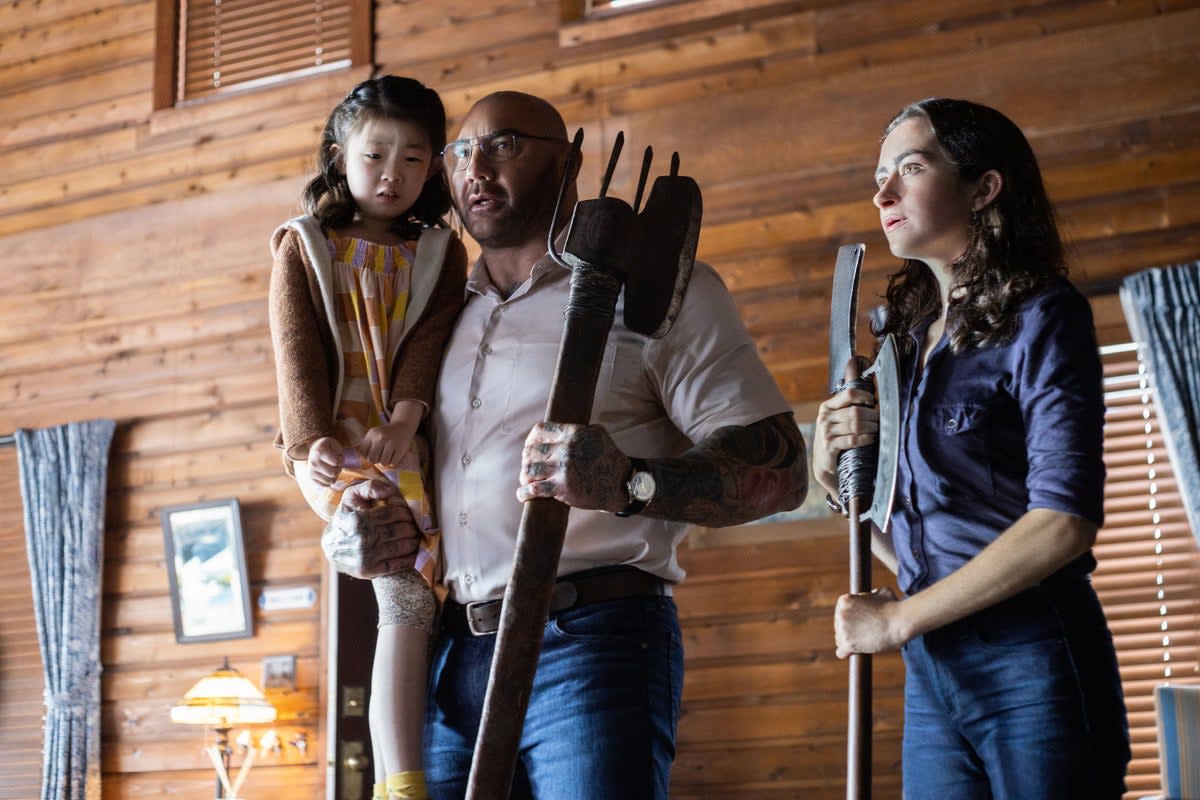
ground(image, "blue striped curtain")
xmin=16 ymin=420 xmax=116 ymax=800
xmin=1120 ymin=262 xmax=1200 ymax=550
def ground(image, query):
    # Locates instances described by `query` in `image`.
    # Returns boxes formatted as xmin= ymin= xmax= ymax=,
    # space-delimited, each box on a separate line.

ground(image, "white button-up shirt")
xmin=432 ymin=254 xmax=791 ymax=603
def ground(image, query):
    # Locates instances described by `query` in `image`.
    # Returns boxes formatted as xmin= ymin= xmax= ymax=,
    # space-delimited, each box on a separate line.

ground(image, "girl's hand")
xmin=308 ymin=436 xmax=344 ymax=487
xmin=834 ymin=587 xmax=906 ymax=658
xmin=361 ymin=401 xmax=423 ymax=467
xmin=360 ymin=423 xmax=412 ymax=468
xmin=516 ymin=421 xmax=630 ymax=512
xmin=812 ymin=385 xmax=880 ymax=498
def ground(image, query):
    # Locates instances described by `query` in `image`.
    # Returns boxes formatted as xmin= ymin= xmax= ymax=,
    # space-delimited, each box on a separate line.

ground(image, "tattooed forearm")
xmin=641 ymin=411 xmax=808 ymax=527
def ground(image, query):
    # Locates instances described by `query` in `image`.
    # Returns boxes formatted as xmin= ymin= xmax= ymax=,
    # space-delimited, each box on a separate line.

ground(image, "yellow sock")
xmin=386 ymin=771 xmax=428 ymax=800
xmin=373 ymin=781 xmax=386 ymax=800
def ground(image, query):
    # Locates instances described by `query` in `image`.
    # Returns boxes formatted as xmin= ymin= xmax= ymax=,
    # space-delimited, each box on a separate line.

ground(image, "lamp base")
xmin=206 ymin=726 xmax=256 ymax=800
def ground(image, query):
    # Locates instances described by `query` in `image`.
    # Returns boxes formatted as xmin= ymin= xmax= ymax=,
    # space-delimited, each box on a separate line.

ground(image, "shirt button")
xmin=464 ymin=574 xmax=475 ymax=586
xmin=911 ymin=546 xmax=920 ymax=558
xmin=471 ymin=397 xmax=482 ymax=409
xmin=945 ymin=419 xmax=958 ymax=430
xmin=462 ymin=454 xmax=471 ymax=465
xmin=481 ymin=344 xmax=492 ymax=356
xmin=458 ymin=512 xmax=468 ymax=525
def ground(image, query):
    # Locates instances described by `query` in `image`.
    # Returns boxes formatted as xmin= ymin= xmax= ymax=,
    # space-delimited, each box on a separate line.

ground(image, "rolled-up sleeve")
xmin=644 ymin=263 xmax=791 ymax=443
xmin=1014 ymin=287 xmax=1106 ymax=526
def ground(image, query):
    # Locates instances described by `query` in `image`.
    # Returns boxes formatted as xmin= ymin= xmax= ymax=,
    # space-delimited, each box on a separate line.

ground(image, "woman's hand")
xmin=834 ymin=587 xmax=907 ymax=658
xmin=813 ymin=385 xmax=880 ymax=498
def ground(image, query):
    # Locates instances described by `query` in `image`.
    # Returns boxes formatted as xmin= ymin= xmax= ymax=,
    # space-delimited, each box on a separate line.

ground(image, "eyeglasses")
xmin=441 ymin=131 xmax=567 ymax=172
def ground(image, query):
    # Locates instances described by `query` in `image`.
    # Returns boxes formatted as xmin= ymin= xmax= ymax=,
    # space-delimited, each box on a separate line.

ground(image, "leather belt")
xmin=442 ymin=566 xmax=667 ymax=636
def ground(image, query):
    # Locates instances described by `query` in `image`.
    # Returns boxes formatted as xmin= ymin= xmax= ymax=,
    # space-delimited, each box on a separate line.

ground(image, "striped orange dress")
xmin=295 ymin=232 xmax=439 ymax=598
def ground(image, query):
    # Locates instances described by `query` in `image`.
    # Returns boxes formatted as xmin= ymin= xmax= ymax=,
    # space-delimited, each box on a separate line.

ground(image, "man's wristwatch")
xmin=616 ymin=457 xmax=656 ymax=518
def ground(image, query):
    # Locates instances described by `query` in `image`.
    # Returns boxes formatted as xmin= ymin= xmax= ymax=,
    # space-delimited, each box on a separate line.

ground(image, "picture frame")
xmin=160 ymin=498 xmax=254 ymax=644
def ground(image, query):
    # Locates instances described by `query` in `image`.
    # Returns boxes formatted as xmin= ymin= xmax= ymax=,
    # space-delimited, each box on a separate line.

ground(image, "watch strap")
xmin=616 ymin=457 xmax=651 ymax=518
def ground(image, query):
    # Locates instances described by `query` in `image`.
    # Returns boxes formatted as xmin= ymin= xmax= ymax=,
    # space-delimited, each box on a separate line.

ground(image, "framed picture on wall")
xmin=160 ymin=498 xmax=254 ymax=644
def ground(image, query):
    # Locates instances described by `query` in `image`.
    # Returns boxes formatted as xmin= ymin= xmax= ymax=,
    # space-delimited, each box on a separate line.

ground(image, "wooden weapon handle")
xmin=839 ymin=356 xmax=873 ymax=800
xmin=465 ymin=265 xmax=621 ymax=799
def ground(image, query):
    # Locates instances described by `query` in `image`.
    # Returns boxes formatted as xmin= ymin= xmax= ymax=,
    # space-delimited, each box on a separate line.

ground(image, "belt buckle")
xmin=550 ymin=579 xmax=578 ymax=612
xmin=464 ymin=599 xmax=499 ymax=637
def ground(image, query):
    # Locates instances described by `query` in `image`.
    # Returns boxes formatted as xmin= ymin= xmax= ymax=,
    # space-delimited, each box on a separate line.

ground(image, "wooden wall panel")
xmin=0 ymin=0 xmax=1196 ymax=797
xmin=0 ymin=452 xmax=41 ymax=800
xmin=674 ymin=533 xmax=907 ymax=796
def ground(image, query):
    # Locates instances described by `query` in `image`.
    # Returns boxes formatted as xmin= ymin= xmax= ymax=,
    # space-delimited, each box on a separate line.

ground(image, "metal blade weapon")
xmin=828 ymin=243 xmax=899 ymax=800
xmin=465 ymin=130 xmax=702 ymax=799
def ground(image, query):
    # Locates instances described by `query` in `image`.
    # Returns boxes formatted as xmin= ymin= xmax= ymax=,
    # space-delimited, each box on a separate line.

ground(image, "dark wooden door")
xmin=328 ymin=570 xmax=378 ymax=800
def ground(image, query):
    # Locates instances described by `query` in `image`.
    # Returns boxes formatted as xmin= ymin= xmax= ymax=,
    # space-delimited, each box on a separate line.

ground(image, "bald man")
xmin=324 ymin=91 xmax=808 ymax=799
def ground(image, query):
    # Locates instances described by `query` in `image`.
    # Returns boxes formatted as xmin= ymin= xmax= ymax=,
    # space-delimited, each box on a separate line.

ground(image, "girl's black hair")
xmin=875 ymin=98 xmax=1068 ymax=352
xmin=301 ymin=75 xmax=451 ymax=238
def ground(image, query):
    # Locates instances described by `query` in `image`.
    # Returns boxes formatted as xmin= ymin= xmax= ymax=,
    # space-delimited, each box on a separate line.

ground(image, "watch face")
xmin=630 ymin=471 xmax=656 ymax=502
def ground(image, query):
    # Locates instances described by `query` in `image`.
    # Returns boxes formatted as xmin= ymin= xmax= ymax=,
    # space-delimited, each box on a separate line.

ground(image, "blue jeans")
xmin=900 ymin=581 xmax=1130 ymax=799
xmin=424 ymin=595 xmax=683 ymax=799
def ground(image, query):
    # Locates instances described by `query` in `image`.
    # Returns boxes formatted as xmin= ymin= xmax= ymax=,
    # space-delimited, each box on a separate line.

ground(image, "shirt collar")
xmin=465 ymin=253 xmax=566 ymax=300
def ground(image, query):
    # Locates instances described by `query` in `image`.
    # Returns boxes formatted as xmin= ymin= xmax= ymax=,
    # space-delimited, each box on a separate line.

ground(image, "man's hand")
xmin=307 ymin=436 xmax=344 ymax=487
xmin=833 ymin=587 xmax=907 ymax=659
xmin=321 ymin=479 xmax=420 ymax=579
xmin=516 ymin=422 xmax=630 ymax=512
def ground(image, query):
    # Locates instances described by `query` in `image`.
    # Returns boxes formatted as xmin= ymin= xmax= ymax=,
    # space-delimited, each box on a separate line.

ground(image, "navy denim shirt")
xmin=890 ymin=278 xmax=1106 ymax=595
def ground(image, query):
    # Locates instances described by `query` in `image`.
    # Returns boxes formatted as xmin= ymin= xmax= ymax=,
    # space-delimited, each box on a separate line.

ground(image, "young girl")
xmin=269 ymin=75 xmax=466 ymax=800
xmin=813 ymin=98 xmax=1130 ymax=798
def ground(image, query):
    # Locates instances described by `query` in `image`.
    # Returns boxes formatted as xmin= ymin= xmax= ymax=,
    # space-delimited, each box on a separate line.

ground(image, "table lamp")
xmin=170 ymin=658 xmax=277 ymax=799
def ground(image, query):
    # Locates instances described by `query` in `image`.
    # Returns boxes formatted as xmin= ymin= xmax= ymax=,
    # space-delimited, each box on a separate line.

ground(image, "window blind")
xmin=178 ymin=0 xmax=354 ymax=103
xmin=1092 ymin=342 xmax=1200 ymax=799
xmin=586 ymin=0 xmax=659 ymax=15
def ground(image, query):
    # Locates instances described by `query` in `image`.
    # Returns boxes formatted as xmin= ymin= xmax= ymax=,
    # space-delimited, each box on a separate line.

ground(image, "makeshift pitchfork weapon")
xmin=828 ymin=243 xmax=899 ymax=800
xmin=464 ymin=129 xmax=703 ymax=799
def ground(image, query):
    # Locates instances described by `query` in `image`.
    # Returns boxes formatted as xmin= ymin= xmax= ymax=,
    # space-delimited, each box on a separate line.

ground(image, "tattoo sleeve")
xmin=641 ymin=411 xmax=809 ymax=527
